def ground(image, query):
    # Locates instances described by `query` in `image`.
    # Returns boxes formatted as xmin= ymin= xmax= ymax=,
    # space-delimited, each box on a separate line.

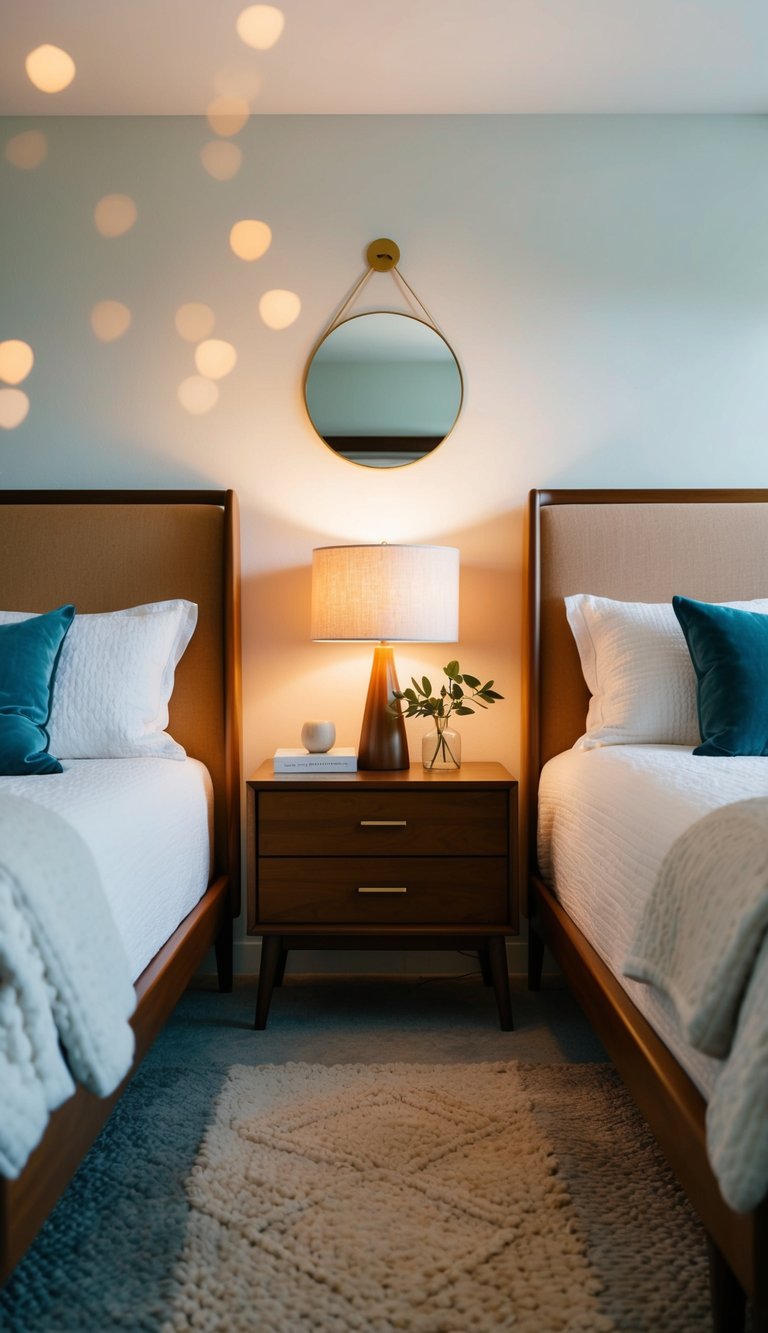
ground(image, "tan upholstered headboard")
xmin=524 ymin=489 xmax=768 ymax=875
xmin=0 ymin=491 xmax=241 ymax=892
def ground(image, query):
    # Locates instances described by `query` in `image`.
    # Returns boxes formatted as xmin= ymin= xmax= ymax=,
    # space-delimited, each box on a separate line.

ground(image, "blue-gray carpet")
xmin=0 ymin=976 xmax=719 ymax=1331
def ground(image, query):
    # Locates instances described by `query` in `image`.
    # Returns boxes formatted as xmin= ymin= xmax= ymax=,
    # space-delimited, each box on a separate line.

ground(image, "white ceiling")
xmin=1 ymin=0 xmax=767 ymax=116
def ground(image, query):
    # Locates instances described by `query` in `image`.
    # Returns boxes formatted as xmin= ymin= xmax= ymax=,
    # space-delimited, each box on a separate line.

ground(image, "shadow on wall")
xmin=543 ymin=438 xmax=684 ymax=491
xmin=3 ymin=432 xmax=226 ymax=492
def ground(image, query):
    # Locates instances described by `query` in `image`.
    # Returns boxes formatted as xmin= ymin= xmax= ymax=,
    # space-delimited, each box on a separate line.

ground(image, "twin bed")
xmin=525 ymin=489 xmax=768 ymax=1330
xmin=0 ymin=490 xmax=241 ymax=1280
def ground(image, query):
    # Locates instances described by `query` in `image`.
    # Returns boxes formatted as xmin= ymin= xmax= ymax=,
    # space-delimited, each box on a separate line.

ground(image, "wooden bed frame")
xmin=0 ymin=490 xmax=241 ymax=1281
xmin=524 ymin=488 xmax=768 ymax=1333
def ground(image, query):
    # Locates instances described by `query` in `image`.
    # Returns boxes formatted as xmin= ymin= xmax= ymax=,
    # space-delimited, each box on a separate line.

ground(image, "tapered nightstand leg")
xmin=478 ymin=948 xmax=493 ymax=987
xmin=274 ymin=948 xmax=288 ymax=988
xmin=255 ymin=935 xmax=283 ymax=1029
xmin=487 ymin=935 xmax=513 ymax=1031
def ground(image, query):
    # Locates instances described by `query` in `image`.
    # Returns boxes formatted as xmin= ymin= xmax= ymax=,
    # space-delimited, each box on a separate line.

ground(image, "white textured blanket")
xmin=0 ymin=793 xmax=136 ymax=1178
xmin=624 ymin=796 xmax=768 ymax=1212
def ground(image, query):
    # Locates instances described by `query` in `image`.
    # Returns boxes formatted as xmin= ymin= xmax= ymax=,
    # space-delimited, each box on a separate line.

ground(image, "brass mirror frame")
xmin=303 ymin=310 xmax=464 ymax=471
xmin=304 ymin=239 xmax=464 ymax=470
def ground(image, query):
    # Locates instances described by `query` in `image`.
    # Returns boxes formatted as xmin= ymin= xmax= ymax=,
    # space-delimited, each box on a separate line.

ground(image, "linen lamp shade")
xmin=311 ymin=544 xmax=459 ymax=769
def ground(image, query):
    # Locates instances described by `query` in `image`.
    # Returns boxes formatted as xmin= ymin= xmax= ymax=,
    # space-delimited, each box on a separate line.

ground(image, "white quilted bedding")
xmin=0 ymin=758 xmax=213 ymax=981
xmin=0 ymin=794 xmax=136 ymax=1177
xmin=537 ymin=744 xmax=768 ymax=1100
xmin=0 ymin=758 xmax=212 ymax=1176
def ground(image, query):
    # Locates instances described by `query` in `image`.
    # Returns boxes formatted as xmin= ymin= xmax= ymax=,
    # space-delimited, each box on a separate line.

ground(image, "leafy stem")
xmin=390 ymin=660 xmax=503 ymax=727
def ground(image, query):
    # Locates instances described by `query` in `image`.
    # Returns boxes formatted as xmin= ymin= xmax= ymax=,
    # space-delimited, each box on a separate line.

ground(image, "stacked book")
xmin=273 ymin=748 xmax=357 ymax=773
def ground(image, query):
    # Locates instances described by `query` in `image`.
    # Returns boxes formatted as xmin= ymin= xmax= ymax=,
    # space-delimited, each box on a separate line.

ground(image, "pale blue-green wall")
xmin=2 ymin=116 xmax=767 ymax=496
xmin=2 ymin=114 xmax=767 ymax=972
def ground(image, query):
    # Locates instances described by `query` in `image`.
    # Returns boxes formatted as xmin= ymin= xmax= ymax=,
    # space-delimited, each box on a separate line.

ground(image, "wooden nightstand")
xmin=247 ymin=761 xmax=518 ymax=1029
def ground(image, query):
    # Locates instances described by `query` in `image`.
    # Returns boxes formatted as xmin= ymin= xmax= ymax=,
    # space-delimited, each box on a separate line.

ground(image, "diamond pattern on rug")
xmin=163 ymin=1063 xmax=614 ymax=1333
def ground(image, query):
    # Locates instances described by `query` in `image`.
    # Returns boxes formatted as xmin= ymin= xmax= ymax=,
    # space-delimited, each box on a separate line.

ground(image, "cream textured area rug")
xmin=162 ymin=1062 xmax=710 ymax=1333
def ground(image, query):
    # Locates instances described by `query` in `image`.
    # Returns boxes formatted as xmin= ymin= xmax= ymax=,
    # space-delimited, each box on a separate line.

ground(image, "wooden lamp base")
xmin=358 ymin=644 xmax=409 ymax=770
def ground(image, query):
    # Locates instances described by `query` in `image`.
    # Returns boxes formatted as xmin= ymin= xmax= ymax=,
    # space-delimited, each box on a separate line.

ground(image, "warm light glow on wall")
xmin=206 ymin=96 xmax=250 ymax=137
xmin=200 ymin=141 xmax=243 ymax=181
xmin=175 ymin=303 xmax=216 ymax=342
xmin=178 ymin=376 xmax=219 ymax=415
xmin=0 ymin=390 xmax=30 ymax=430
xmin=236 ymin=5 xmax=285 ymax=50
xmin=4 ymin=130 xmax=48 ymax=170
xmin=195 ymin=338 xmax=237 ymax=379
xmin=0 ymin=340 xmax=34 ymax=385
xmin=229 ymin=218 xmax=271 ymax=261
xmin=94 ymin=194 xmax=137 ymax=238
xmin=90 ymin=301 xmax=131 ymax=342
xmin=25 ymin=44 xmax=76 ymax=93
xmin=258 ymin=289 xmax=301 ymax=329
xmin=213 ymin=67 xmax=262 ymax=100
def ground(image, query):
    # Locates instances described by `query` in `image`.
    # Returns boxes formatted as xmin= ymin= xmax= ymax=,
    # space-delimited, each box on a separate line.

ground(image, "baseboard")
xmin=199 ymin=938 xmax=530 ymax=978
xmin=228 ymin=937 xmax=529 ymax=977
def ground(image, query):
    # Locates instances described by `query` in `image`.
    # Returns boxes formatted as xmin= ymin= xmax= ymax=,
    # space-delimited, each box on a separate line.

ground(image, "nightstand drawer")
xmin=258 ymin=791 xmax=508 ymax=856
xmin=257 ymin=857 xmax=509 ymax=924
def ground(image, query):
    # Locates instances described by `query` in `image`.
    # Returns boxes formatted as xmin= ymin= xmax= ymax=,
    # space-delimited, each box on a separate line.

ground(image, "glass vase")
xmin=422 ymin=719 xmax=461 ymax=770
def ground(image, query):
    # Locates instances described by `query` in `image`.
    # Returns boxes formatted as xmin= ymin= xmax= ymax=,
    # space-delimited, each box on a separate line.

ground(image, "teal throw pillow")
xmin=673 ymin=595 xmax=768 ymax=757
xmin=0 ymin=605 xmax=76 ymax=774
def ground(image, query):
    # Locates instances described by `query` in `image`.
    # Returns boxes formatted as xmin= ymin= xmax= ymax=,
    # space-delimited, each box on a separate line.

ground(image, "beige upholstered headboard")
xmin=0 ymin=491 xmax=241 ymax=890
xmin=524 ymin=489 xmax=768 ymax=873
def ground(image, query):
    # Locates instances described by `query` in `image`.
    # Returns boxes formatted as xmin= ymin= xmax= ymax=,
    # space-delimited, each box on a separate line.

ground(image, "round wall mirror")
xmin=304 ymin=312 xmax=463 ymax=469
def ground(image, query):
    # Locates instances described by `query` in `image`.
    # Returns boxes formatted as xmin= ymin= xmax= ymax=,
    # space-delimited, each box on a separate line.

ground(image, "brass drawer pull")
xmin=357 ymin=886 xmax=408 ymax=894
xmin=359 ymin=819 xmax=407 ymax=827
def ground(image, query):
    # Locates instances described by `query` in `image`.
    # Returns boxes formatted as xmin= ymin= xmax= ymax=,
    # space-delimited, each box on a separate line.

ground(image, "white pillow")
xmin=565 ymin=593 xmax=768 ymax=749
xmin=0 ymin=601 xmax=197 ymax=759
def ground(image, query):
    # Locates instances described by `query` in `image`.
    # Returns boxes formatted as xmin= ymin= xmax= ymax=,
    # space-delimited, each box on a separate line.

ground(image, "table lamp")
xmin=311 ymin=543 xmax=460 ymax=770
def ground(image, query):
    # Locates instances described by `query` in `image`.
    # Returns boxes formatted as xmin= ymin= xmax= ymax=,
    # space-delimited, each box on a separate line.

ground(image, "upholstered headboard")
xmin=524 ymin=489 xmax=768 ymax=872
xmin=0 ymin=491 xmax=241 ymax=890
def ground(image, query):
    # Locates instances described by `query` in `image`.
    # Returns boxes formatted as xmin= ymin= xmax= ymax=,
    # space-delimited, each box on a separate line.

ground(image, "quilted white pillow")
xmin=565 ymin=593 xmax=768 ymax=749
xmin=0 ymin=601 xmax=197 ymax=759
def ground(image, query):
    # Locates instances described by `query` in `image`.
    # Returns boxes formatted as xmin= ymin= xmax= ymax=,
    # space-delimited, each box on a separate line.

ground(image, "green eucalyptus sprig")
xmin=391 ymin=660 xmax=503 ymax=723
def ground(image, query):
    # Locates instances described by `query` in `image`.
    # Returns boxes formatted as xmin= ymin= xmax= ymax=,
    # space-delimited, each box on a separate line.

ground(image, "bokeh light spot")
xmin=206 ymin=96 xmax=250 ymax=137
xmin=229 ymin=218 xmax=271 ymax=261
xmin=259 ymin=289 xmax=301 ymax=330
xmin=25 ymin=45 xmax=76 ymax=94
xmin=236 ymin=5 xmax=285 ymax=49
xmin=178 ymin=376 xmax=219 ymax=415
xmin=90 ymin=301 xmax=131 ymax=342
xmin=94 ymin=194 xmax=137 ymax=238
xmin=4 ymin=130 xmax=48 ymax=170
xmin=200 ymin=141 xmax=243 ymax=181
xmin=0 ymin=340 xmax=34 ymax=385
xmin=0 ymin=390 xmax=30 ymax=430
xmin=175 ymin=303 xmax=216 ymax=342
xmin=195 ymin=339 xmax=238 ymax=379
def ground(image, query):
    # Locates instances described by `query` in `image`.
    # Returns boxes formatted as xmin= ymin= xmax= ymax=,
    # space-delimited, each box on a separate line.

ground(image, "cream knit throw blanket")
xmin=624 ymin=795 xmax=768 ymax=1212
xmin=0 ymin=793 xmax=136 ymax=1177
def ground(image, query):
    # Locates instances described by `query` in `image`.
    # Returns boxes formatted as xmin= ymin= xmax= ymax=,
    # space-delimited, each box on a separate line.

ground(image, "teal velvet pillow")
xmin=672 ymin=595 xmax=768 ymax=757
xmin=0 ymin=605 xmax=76 ymax=774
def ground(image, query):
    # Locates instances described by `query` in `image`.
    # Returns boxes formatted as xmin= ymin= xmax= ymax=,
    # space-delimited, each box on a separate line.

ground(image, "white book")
xmin=273 ymin=747 xmax=358 ymax=773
